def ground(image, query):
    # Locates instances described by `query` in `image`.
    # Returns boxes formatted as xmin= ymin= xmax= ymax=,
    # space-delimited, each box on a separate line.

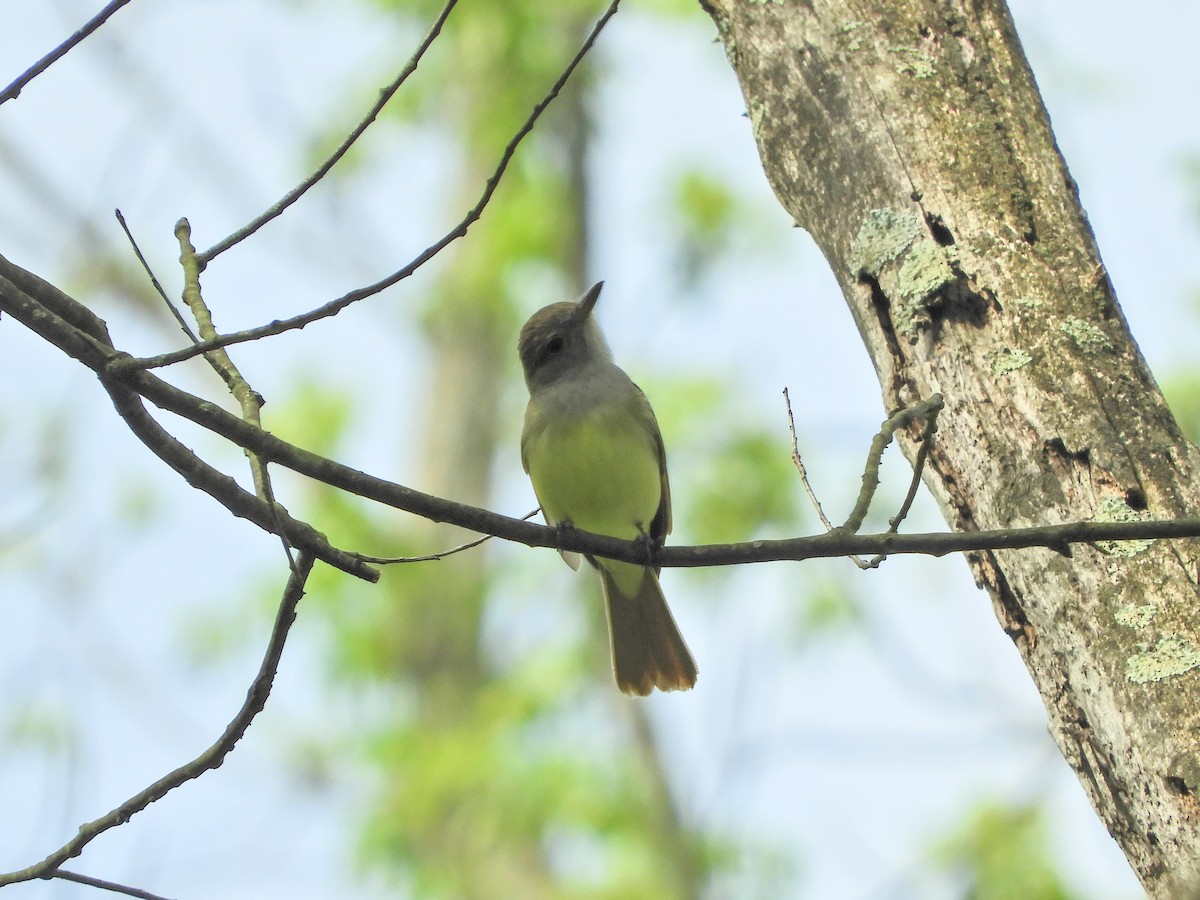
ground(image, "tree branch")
xmin=0 ymin=553 xmax=316 ymax=889
xmin=115 ymin=0 xmax=622 ymax=372
xmin=0 ymin=255 xmax=378 ymax=582
xmin=49 ymin=869 xmax=173 ymax=900
xmin=842 ymin=394 xmax=944 ymax=532
xmin=174 ymin=218 xmax=297 ymax=571
xmin=115 ymin=208 xmax=195 ymax=339
xmin=0 ymin=0 xmax=137 ymax=104
xmin=4 ymin=250 xmax=1198 ymax=571
xmin=198 ymin=0 xmax=461 ymax=262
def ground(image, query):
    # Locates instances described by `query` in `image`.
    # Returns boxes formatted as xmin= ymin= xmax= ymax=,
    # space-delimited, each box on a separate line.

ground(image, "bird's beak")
xmin=576 ymin=281 xmax=603 ymax=318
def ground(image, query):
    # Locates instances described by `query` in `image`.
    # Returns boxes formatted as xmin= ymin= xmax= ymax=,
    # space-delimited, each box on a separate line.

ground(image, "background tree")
xmin=300 ymin=1 xmax=715 ymax=894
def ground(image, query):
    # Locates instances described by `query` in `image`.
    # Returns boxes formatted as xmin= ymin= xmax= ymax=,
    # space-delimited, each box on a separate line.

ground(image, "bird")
xmin=518 ymin=281 xmax=697 ymax=695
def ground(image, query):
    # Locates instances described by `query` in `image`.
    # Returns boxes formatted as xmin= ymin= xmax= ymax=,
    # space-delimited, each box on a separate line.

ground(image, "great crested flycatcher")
xmin=518 ymin=282 xmax=697 ymax=695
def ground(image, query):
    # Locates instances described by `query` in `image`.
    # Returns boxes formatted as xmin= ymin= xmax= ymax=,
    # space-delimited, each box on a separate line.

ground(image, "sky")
xmin=3 ymin=0 xmax=1199 ymax=897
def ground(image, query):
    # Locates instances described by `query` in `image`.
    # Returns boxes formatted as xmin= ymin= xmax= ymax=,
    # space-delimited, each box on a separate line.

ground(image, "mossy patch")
xmin=891 ymin=46 xmax=936 ymax=78
xmin=849 ymin=208 xmax=922 ymax=277
xmin=1059 ymin=317 xmax=1113 ymax=352
xmin=841 ymin=20 xmax=866 ymax=51
xmin=897 ymin=239 xmax=955 ymax=301
xmin=1114 ymin=604 xmax=1156 ymax=630
xmin=1094 ymin=496 xmax=1154 ymax=556
xmin=1127 ymin=636 xmax=1200 ymax=684
xmin=984 ymin=347 xmax=1032 ymax=376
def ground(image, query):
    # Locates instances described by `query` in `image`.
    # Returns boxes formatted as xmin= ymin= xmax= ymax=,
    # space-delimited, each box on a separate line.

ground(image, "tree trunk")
xmin=701 ymin=0 xmax=1200 ymax=894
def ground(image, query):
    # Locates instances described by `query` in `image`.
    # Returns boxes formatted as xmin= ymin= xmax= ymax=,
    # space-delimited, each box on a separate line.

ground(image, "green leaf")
xmin=930 ymin=799 xmax=1078 ymax=900
xmin=687 ymin=430 xmax=800 ymax=544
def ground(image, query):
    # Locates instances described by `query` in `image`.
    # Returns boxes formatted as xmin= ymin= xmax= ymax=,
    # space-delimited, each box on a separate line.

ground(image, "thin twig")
xmin=842 ymin=394 xmax=945 ymax=534
xmin=0 ymin=255 xmax=377 ymax=580
xmin=786 ymin=386 xmax=873 ymax=568
xmin=199 ymin=0 xmax=460 ymax=262
xmin=358 ymin=508 xmax=542 ymax=564
xmin=864 ymin=394 xmax=944 ymax=567
xmin=0 ymin=554 xmax=316 ymax=889
xmin=0 ymin=0 xmax=137 ymax=104
xmin=785 ymin=387 xmax=836 ymax=531
xmin=175 ymin=218 xmax=240 ymax=394
xmin=886 ymin=403 xmax=940 ymax=533
xmin=119 ymin=0 xmax=622 ymax=373
xmin=115 ymin=208 xmax=197 ymax=340
xmin=788 ymin=390 xmax=944 ymax=570
xmin=176 ymin=219 xmax=296 ymax=570
xmin=50 ymin=869 xmax=174 ymax=900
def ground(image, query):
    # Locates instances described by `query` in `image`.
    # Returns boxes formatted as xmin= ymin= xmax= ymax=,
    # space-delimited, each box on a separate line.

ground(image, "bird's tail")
xmin=597 ymin=561 xmax=697 ymax=695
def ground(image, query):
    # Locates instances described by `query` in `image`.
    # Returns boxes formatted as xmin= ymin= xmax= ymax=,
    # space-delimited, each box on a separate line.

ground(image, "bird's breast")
xmin=523 ymin=391 xmax=661 ymax=540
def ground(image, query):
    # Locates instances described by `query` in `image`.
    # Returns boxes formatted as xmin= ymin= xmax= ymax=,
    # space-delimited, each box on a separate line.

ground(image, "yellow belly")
xmin=524 ymin=404 xmax=661 ymax=540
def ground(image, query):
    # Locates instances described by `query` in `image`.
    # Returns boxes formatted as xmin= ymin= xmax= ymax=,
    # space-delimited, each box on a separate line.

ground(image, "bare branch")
xmin=9 ymin=254 xmax=1200 ymax=573
xmin=886 ymin=400 xmax=941 ymax=533
xmin=198 ymin=0 xmax=460 ymax=262
xmin=50 ymin=869 xmax=174 ymax=900
xmin=120 ymin=0 xmax=622 ymax=372
xmin=358 ymin=508 xmax=542 ymax=564
xmin=98 ymin=362 xmax=1200 ymax=565
xmin=174 ymin=219 xmax=296 ymax=569
xmin=0 ymin=0 xmax=137 ymax=105
xmin=5 ymin=252 xmax=1197 ymax=573
xmin=787 ymin=389 xmax=945 ymax=569
xmin=0 ymin=554 xmax=316 ymax=889
xmin=114 ymin=208 xmax=192 ymax=338
xmin=119 ymin=356 xmax=1195 ymax=566
xmin=0 ymin=254 xmax=378 ymax=581
xmin=173 ymin=219 xmax=242 ymax=395
xmin=860 ymin=394 xmax=944 ymax=568
xmin=787 ymin=384 xmax=875 ymax=570
xmin=785 ymin=386 xmax=837 ymax=531
xmin=842 ymin=394 xmax=945 ymax=533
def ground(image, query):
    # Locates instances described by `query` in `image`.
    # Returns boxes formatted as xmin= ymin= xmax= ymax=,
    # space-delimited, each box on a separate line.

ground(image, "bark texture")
xmin=702 ymin=0 xmax=1200 ymax=893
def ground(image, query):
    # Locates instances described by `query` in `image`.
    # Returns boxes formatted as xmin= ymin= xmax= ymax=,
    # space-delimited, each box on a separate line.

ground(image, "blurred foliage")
xmin=666 ymin=166 xmax=788 ymax=291
xmin=4 ymin=702 xmax=76 ymax=755
xmin=790 ymin=574 xmax=862 ymax=642
xmin=688 ymin=430 xmax=799 ymax=544
xmin=651 ymin=376 xmax=801 ymax=545
xmin=271 ymin=0 xmax=731 ymax=896
xmin=674 ymin=172 xmax=735 ymax=240
xmin=1162 ymin=353 xmax=1200 ymax=447
xmin=671 ymin=170 xmax=738 ymax=288
xmin=358 ymin=674 xmax=718 ymax=899
xmin=1179 ymin=153 xmax=1200 ymax=227
xmin=930 ymin=799 xmax=1077 ymax=900
xmin=1165 ymin=156 xmax=1200 ymax=445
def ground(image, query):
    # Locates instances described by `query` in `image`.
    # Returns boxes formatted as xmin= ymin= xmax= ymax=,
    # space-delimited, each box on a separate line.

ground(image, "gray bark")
xmin=701 ymin=0 xmax=1200 ymax=894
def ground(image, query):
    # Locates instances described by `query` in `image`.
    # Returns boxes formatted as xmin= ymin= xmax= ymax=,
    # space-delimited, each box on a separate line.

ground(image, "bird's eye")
xmin=546 ymin=336 xmax=565 ymax=354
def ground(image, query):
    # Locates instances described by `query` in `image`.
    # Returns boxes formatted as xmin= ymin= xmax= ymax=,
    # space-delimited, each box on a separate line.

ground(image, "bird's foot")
xmin=634 ymin=526 xmax=661 ymax=567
